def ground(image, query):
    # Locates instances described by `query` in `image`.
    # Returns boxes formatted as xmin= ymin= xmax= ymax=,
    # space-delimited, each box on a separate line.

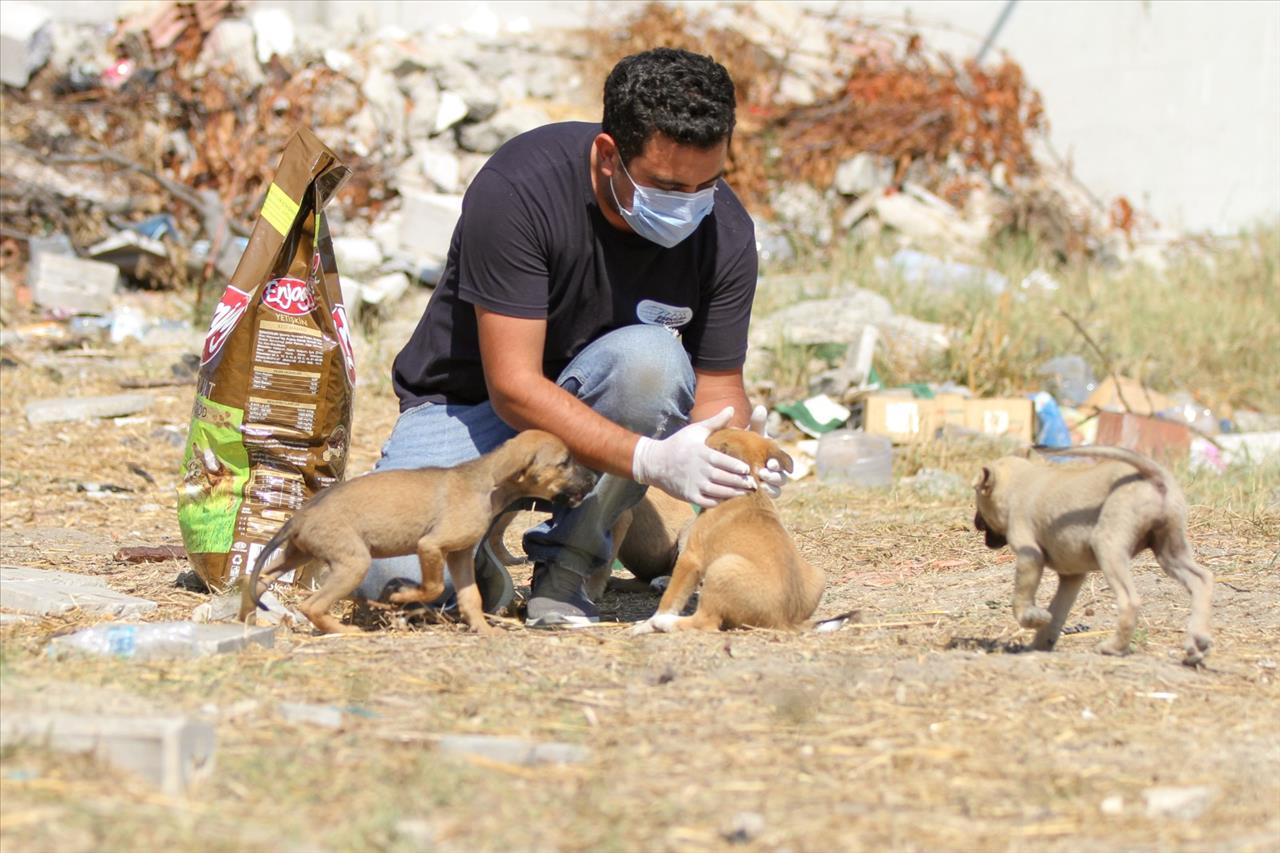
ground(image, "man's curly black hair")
xmin=602 ymin=47 xmax=736 ymax=164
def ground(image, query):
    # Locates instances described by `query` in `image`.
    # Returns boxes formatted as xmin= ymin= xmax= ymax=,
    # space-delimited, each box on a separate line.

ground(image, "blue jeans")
xmin=356 ymin=325 xmax=696 ymax=601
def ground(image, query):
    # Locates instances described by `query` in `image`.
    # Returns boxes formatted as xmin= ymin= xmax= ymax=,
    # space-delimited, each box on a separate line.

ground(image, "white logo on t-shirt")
xmin=636 ymin=299 xmax=693 ymax=334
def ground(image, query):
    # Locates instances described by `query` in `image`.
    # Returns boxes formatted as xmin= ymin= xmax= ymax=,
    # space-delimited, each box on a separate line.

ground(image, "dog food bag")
xmin=178 ymin=128 xmax=355 ymax=589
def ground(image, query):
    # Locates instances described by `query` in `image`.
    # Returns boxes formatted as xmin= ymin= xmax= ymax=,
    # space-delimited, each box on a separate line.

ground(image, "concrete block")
xmin=0 ymin=566 xmax=158 ymax=617
xmin=47 ymin=621 xmax=276 ymax=660
xmin=24 ymin=392 xmax=151 ymax=424
xmin=436 ymin=734 xmax=589 ymax=766
xmin=29 ymin=251 xmax=119 ymax=316
xmin=0 ymin=712 xmax=215 ymax=796
xmin=398 ymin=190 xmax=463 ymax=260
xmin=0 ymin=2 xmax=52 ymax=88
xmin=277 ymin=701 xmax=344 ymax=729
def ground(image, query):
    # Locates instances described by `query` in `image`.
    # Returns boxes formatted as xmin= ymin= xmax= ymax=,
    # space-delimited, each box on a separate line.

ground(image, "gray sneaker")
xmin=474 ymin=538 xmax=516 ymax=615
xmin=526 ymin=563 xmax=600 ymax=629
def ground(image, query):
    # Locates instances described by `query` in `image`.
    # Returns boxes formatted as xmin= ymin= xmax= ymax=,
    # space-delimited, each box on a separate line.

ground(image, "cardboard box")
xmin=1094 ymin=411 xmax=1190 ymax=462
xmin=964 ymin=397 xmax=1035 ymax=443
xmin=863 ymin=393 xmax=1034 ymax=444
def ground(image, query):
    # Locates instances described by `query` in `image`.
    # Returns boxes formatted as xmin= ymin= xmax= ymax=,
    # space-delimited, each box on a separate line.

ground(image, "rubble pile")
xmin=587 ymin=2 xmax=1165 ymax=265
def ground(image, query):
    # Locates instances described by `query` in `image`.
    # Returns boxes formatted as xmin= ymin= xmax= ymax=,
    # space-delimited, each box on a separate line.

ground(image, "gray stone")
xmin=0 ymin=1 xmax=52 ymax=88
xmin=30 ymin=251 xmax=119 ymax=316
xmin=25 ymin=393 xmax=151 ymax=424
xmin=436 ymin=734 xmax=589 ymax=766
xmin=901 ymin=468 xmax=969 ymax=499
xmin=834 ymin=153 xmax=895 ymax=196
xmin=1143 ymin=785 xmax=1215 ymax=820
xmin=277 ymin=701 xmax=344 ymax=730
xmin=770 ymin=182 xmax=835 ymax=246
xmin=0 ymin=566 xmax=158 ymax=617
xmin=750 ymin=290 xmax=894 ymax=348
xmin=457 ymin=104 xmax=550 ymax=154
xmin=0 ymin=712 xmax=215 ymax=795
xmin=398 ymin=190 xmax=463 ymax=259
xmin=47 ymin=621 xmax=275 ymax=660
xmin=434 ymin=59 xmax=498 ymax=123
xmin=404 ymin=73 xmax=441 ymax=139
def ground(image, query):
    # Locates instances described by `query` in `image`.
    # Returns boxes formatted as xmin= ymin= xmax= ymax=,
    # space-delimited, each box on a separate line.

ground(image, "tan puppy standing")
xmin=239 ymin=431 xmax=595 ymax=635
xmin=973 ymin=445 xmax=1213 ymax=664
xmin=632 ymin=429 xmax=824 ymax=633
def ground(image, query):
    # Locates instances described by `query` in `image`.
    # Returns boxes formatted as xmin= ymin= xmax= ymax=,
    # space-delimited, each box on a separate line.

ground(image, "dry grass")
xmin=754 ymin=227 xmax=1280 ymax=413
xmin=2 ymin=277 xmax=1279 ymax=852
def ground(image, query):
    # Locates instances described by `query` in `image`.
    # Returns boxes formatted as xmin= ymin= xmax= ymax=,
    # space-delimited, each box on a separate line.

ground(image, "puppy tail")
xmin=1035 ymin=445 xmax=1173 ymax=496
xmin=243 ymin=520 xmax=294 ymax=617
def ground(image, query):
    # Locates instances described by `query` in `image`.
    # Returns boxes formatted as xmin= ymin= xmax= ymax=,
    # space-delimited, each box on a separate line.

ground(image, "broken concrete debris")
xmin=0 ymin=565 xmax=158 ymax=618
xmin=0 ymin=712 xmax=215 ymax=796
xmin=24 ymin=393 xmax=152 ymax=424
xmin=435 ymin=734 xmax=590 ymax=767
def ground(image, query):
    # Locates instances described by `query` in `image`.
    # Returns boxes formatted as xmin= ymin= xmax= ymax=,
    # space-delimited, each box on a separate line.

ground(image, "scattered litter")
xmin=192 ymin=588 xmax=298 ymax=627
xmin=876 ymin=249 xmax=1007 ymax=296
xmin=814 ymin=430 xmax=893 ymax=487
xmin=1138 ymin=692 xmax=1178 ymax=702
xmin=775 ymin=394 xmax=851 ymax=437
xmin=900 ymin=468 xmax=968 ymax=499
xmin=47 ymin=621 xmax=275 ymax=660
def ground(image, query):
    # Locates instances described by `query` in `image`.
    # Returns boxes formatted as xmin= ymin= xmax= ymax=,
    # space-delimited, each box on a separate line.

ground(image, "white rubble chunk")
xmin=30 ymin=252 xmax=119 ymax=316
xmin=0 ymin=566 xmax=158 ymax=617
xmin=399 ymin=190 xmax=464 ymax=259
xmin=25 ymin=393 xmax=151 ymax=424
xmin=0 ymin=712 xmax=215 ymax=796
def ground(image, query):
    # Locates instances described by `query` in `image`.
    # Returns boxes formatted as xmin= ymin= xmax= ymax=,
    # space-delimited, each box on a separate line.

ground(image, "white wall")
xmin=839 ymin=0 xmax=1280 ymax=233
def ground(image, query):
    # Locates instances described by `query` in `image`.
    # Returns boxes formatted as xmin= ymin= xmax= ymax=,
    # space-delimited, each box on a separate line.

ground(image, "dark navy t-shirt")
xmin=391 ymin=121 xmax=758 ymax=410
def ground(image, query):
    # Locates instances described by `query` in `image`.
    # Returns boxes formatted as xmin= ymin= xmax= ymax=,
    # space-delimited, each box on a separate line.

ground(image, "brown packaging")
xmin=177 ymin=128 xmax=354 ymax=589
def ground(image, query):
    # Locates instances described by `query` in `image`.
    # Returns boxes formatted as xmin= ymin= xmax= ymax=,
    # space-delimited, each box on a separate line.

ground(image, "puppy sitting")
xmin=239 ymin=430 xmax=595 ymax=635
xmin=633 ymin=429 xmax=823 ymax=633
xmin=973 ymin=445 xmax=1213 ymax=664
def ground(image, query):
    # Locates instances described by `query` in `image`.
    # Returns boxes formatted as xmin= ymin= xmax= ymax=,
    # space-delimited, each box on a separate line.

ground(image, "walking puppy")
xmin=973 ymin=445 xmax=1213 ymax=664
xmin=239 ymin=430 xmax=595 ymax=635
xmin=632 ymin=429 xmax=824 ymax=633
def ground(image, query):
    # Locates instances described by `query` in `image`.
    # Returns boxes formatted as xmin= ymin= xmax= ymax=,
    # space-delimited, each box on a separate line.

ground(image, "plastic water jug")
xmin=815 ymin=430 xmax=893 ymax=487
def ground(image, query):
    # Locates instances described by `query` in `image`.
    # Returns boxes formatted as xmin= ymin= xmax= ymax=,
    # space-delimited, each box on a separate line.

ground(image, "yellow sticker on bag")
xmin=262 ymin=183 xmax=300 ymax=237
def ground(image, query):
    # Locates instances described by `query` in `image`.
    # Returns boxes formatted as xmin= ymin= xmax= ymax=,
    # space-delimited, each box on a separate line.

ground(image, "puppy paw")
xmin=1096 ymin=638 xmax=1131 ymax=656
xmin=1017 ymin=606 xmax=1052 ymax=629
xmin=1183 ymin=632 xmax=1212 ymax=666
xmin=631 ymin=613 xmax=679 ymax=636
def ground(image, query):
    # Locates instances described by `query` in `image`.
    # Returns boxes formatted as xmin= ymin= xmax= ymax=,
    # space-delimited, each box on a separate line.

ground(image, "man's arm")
xmin=691 ymin=367 xmax=751 ymax=426
xmin=476 ymin=308 xmax=639 ymax=477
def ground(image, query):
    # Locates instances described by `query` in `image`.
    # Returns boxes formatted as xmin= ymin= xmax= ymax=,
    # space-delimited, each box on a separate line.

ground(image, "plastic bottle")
xmin=815 ymin=430 xmax=893 ymax=487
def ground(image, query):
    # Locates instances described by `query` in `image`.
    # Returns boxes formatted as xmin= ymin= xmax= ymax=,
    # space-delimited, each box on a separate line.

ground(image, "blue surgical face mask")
xmin=609 ymin=157 xmax=717 ymax=248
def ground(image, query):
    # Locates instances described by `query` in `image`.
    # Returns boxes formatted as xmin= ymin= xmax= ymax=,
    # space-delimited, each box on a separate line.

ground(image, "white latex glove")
xmin=748 ymin=404 xmax=786 ymax=499
xmin=632 ymin=407 xmax=755 ymax=508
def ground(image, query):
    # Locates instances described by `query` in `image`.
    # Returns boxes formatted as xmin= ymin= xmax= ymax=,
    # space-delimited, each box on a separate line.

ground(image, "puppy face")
xmin=971 ymin=457 xmax=1031 ymax=549
xmin=509 ymin=432 xmax=596 ymax=506
xmin=706 ymin=429 xmax=794 ymax=479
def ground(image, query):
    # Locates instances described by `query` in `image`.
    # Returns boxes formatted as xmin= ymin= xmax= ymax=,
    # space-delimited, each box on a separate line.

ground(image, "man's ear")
xmin=594 ymin=133 xmax=620 ymax=176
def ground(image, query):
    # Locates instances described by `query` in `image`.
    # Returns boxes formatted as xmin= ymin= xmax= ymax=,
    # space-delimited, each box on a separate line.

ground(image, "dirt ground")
xmin=1 ymin=310 xmax=1278 ymax=853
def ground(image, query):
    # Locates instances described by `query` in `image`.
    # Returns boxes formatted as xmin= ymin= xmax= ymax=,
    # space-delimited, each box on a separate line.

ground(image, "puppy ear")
xmin=972 ymin=466 xmax=995 ymax=495
xmin=768 ymin=446 xmax=795 ymax=474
